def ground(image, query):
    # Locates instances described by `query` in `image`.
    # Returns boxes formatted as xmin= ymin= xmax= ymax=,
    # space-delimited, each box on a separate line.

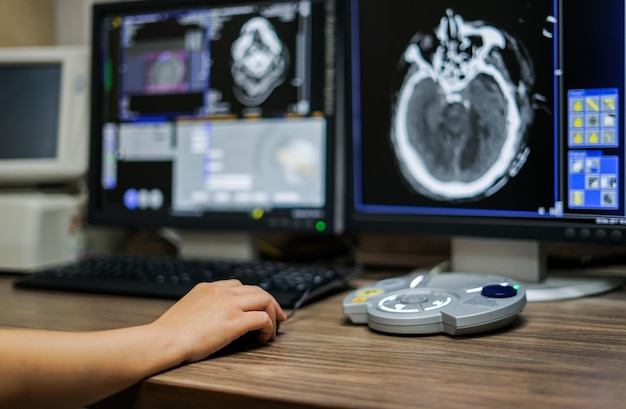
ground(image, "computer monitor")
xmin=344 ymin=0 xmax=626 ymax=300
xmin=0 ymin=46 xmax=89 ymax=186
xmin=88 ymin=0 xmax=340 ymax=255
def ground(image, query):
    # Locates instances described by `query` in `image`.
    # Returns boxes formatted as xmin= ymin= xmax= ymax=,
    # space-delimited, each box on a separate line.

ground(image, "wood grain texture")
xmin=1 ymin=274 xmax=625 ymax=409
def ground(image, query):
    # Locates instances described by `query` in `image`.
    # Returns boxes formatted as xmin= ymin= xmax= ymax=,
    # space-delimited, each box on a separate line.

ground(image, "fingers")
xmin=206 ymin=280 xmax=287 ymax=322
xmin=197 ymin=280 xmax=287 ymax=341
xmin=227 ymin=286 xmax=284 ymax=342
xmin=155 ymin=280 xmax=288 ymax=363
xmin=239 ymin=311 xmax=277 ymax=343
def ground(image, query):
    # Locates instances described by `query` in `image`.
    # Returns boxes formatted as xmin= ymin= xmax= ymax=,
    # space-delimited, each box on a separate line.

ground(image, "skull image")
xmin=231 ymin=17 xmax=290 ymax=106
xmin=391 ymin=9 xmax=535 ymax=201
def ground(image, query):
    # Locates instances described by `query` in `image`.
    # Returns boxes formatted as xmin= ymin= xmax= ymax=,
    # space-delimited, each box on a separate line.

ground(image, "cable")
xmin=286 ymin=263 xmax=356 ymax=319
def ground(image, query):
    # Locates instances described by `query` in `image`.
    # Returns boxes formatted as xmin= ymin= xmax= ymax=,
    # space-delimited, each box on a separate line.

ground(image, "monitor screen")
xmin=0 ymin=47 xmax=89 ymax=186
xmin=88 ymin=0 xmax=340 ymax=234
xmin=345 ymin=0 xmax=626 ymax=287
xmin=0 ymin=64 xmax=60 ymax=160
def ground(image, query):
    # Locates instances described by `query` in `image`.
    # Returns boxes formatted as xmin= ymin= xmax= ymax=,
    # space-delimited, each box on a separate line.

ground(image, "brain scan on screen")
xmin=230 ymin=17 xmax=290 ymax=106
xmin=390 ymin=9 xmax=536 ymax=201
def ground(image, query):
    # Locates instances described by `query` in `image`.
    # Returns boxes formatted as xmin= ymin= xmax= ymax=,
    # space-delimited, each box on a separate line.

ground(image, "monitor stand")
xmin=163 ymin=229 xmax=257 ymax=261
xmin=450 ymin=237 xmax=625 ymax=302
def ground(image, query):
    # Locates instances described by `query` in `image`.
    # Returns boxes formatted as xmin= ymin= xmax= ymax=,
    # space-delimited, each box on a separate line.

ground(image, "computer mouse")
xmin=213 ymin=322 xmax=282 ymax=357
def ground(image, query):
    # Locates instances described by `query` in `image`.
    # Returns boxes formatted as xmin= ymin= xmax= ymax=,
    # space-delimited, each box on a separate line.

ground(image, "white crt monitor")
xmin=0 ymin=46 xmax=89 ymax=186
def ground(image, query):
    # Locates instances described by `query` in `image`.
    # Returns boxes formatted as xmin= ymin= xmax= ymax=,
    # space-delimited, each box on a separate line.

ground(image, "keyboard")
xmin=13 ymin=255 xmax=359 ymax=309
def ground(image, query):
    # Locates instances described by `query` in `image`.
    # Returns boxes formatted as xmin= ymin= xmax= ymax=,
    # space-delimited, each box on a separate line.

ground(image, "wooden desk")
xmin=1 ymin=273 xmax=625 ymax=409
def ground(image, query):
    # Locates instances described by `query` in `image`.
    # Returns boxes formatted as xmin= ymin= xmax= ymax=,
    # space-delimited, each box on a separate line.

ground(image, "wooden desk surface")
xmin=1 ymin=273 xmax=625 ymax=409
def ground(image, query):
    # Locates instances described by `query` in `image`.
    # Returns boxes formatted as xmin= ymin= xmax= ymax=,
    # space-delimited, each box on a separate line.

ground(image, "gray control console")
xmin=342 ymin=272 xmax=526 ymax=335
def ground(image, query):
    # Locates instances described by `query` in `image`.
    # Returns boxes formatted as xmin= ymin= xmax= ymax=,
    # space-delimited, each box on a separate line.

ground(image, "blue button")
xmin=481 ymin=284 xmax=517 ymax=298
xmin=123 ymin=188 xmax=139 ymax=210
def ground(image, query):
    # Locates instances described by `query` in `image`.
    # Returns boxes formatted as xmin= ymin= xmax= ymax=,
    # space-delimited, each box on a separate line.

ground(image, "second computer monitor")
xmin=0 ymin=46 xmax=89 ymax=186
xmin=88 ymin=0 xmax=340 ymax=234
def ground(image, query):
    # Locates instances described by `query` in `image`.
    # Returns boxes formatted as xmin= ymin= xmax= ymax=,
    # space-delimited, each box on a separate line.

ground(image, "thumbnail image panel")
xmin=173 ymin=117 xmax=326 ymax=212
xmin=230 ymin=16 xmax=290 ymax=107
xmin=207 ymin=2 xmax=307 ymax=117
xmin=119 ymin=12 xmax=210 ymax=119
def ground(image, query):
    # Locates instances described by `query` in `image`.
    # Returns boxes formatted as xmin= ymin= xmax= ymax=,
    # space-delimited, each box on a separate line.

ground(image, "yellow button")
xmin=573 ymin=117 xmax=583 ymax=128
xmin=573 ymin=133 xmax=583 ymax=144
xmin=357 ymin=288 xmax=383 ymax=297
xmin=573 ymin=101 xmax=583 ymax=111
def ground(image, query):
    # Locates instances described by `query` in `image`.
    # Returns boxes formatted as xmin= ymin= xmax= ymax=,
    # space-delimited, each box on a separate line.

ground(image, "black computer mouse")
xmin=213 ymin=322 xmax=282 ymax=357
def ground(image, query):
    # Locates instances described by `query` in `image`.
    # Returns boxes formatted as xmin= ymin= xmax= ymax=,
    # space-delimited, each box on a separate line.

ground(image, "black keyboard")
xmin=13 ymin=255 xmax=359 ymax=309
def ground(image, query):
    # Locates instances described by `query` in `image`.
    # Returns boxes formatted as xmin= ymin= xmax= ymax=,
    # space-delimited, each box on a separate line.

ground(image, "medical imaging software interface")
xmin=351 ymin=0 xmax=626 ymax=227
xmin=95 ymin=0 xmax=334 ymax=232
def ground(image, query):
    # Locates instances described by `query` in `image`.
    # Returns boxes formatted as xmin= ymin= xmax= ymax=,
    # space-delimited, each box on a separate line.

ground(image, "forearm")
xmin=0 ymin=325 xmax=183 ymax=409
xmin=0 ymin=281 xmax=286 ymax=409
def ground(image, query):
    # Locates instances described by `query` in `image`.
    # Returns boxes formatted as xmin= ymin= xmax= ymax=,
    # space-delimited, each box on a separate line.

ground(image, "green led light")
xmin=513 ymin=284 xmax=521 ymax=291
xmin=315 ymin=221 xmax=327 ymax=232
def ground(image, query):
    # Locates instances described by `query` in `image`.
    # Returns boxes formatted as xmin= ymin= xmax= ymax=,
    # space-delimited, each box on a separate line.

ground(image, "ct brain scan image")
xmin=231 ymin=17 xmax=290 ymax=106
xmin=391 ymin=9 xmax=536 ymax=201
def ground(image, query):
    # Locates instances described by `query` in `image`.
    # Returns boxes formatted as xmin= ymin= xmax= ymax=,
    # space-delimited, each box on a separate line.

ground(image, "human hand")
xmin=0 ymin=280 xmax=285 ymax=409
xmin=151 ymin=280 xmax=287 ymax=363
